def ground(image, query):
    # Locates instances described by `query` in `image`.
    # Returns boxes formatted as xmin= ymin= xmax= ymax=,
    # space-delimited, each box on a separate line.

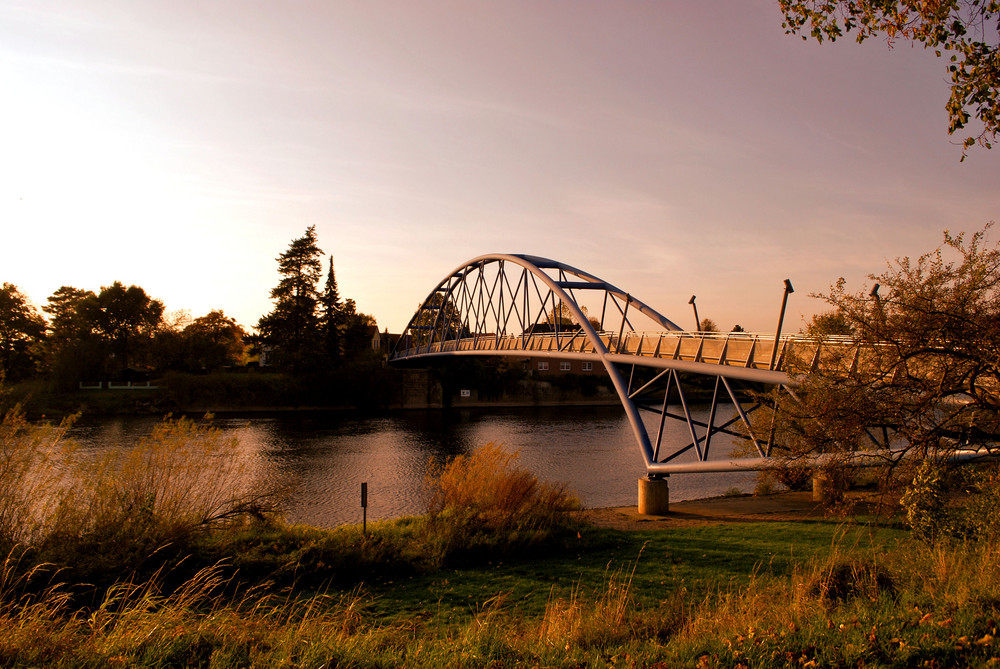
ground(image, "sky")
xmin=1 ymin=0 xmax=997 ymax=335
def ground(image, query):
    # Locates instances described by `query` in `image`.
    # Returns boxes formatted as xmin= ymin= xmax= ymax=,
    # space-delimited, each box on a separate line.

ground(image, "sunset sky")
xmin=2 ymin=0 xmax=997 ymax=334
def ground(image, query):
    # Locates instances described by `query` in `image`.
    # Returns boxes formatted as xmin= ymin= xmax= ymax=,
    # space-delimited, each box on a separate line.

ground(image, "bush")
xmin=900 ymin=459 xmax=950 ymax=542
xmin=160 ymin=371 xmax=302 ymax=408
xmin=954 ymin=464 xmax=1000 ymax=541
xmin=901 ymin=460 xmax=1000 ymax=543
xmin=425 ymin=443 xmax=579 ymax=563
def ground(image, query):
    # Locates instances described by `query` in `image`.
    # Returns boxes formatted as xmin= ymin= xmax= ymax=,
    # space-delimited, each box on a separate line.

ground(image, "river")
xmin=66 ymin=406 xmax=756 ymax=528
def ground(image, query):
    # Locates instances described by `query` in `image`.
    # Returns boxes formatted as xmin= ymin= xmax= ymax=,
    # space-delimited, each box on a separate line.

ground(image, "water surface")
xmin=67 ymin=406 xmax=755 ymax=528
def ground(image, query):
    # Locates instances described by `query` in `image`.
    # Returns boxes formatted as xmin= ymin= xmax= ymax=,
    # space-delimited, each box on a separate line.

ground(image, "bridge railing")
xmin=392 ymin=329 xmax=864 ymax=375
xmin=615 ymin=331 xmax=860 ymax=373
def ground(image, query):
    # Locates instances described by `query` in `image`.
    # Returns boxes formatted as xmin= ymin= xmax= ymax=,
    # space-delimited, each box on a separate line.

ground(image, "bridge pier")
xmin=638 ymin=475 xmax=670 ymax=515
xmin=812 ymin=469 xmax=845 ymax=504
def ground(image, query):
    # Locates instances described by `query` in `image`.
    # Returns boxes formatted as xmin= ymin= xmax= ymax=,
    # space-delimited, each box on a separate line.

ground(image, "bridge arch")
xmin=392 ymin=255 xmax=994 ymax=505
xmin=391 ymin=253 xmax=762 ymax=471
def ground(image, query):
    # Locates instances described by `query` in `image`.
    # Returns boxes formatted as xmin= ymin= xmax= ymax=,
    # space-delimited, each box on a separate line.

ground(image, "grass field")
xmin=3 ymin=506 xmax=999 ymax=666
xmin=2 ymin=409 xmax=999 ymax=667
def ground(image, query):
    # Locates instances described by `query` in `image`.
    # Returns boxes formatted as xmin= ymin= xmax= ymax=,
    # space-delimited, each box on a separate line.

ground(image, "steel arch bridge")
xmin=390 ymin=253 xmax=857 ymax=477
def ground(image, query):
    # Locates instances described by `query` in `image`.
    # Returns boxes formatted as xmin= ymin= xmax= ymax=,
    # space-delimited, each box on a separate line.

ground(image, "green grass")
xmin=362 ymin=520 xmax=907 ymax=625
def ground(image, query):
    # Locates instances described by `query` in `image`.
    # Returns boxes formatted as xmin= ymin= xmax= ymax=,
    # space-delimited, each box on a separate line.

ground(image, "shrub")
xmin=954 ymin=464 xmax=1000 ymax=541
xmin=900 ymin=460 xmax=1000 ymax=543
xmin=425 ymin=443 xmax=579 ymax=563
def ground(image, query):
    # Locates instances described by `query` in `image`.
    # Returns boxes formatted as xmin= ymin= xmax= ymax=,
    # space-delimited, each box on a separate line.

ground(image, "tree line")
xmin=0 ymin=226 xmax=380 ymax=388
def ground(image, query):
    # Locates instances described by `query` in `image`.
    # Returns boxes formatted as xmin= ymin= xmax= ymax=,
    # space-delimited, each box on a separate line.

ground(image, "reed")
xmin=0 ymin=406 xmax=77 ymax=550
xmin=0 ymin=407 xmax=291 ymax=589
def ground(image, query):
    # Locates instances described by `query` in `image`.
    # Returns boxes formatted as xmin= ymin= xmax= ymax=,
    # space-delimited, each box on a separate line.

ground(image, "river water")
xmin=66 ymin=406 xmax=756 ymax=528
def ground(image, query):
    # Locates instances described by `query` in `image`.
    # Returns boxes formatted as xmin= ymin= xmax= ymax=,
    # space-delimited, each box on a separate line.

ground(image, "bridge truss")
xmin=390 ymin=254 xmax=855 ymax=476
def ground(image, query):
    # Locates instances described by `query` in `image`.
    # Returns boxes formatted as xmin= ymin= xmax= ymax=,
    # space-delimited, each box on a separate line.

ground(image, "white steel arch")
xmin=395 ymin=253 xmax=682 ymax=467
xmin=392 ymin=254 xmax=806 ymax=473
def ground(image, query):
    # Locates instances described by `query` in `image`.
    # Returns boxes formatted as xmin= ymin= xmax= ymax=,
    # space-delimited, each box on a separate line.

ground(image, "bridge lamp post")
xmin=689 ymin=295 xmax=700 ymax=332
xmin=870 ymin=283 xmax=882 ymax=327
xmin=769 ymin=279 xmax=794 ymax=371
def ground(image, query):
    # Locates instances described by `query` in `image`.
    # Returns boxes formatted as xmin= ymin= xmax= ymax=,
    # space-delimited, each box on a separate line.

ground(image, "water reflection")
xmin=67 ymin=406 xmax=755 ymax=528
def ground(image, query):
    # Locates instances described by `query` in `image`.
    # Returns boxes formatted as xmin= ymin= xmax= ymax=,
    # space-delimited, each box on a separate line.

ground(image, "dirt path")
xmin=577 ymin=490 xmax=897 ymax=530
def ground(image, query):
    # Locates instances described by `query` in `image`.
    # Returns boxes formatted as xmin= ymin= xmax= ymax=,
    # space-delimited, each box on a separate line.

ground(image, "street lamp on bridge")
xmin=769 ymin=279 xmax=795 ymax=370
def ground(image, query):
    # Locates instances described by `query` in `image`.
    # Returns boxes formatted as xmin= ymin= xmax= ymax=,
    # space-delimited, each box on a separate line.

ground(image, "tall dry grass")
xmin=0 ymin=407 xmax=290 ymax=584
xmin=424 ymin=443 xmax=580 ymax=562
xmin=537 ymin=543 xmax=686 ymax=652
xmin=0 ymin=406 xmax=78 ymax=549
xmin=49 ymin=414 xmax=286 ymax=536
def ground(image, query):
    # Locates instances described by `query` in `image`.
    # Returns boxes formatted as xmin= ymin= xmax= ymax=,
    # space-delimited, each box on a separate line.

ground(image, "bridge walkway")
xmin=393 ymin=330 xmax=862 ymax=383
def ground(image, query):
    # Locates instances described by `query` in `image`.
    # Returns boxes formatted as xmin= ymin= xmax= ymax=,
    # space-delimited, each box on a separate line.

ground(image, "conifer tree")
xmin=0 ymin=283 xmax=45 ymax=381
xmin=256 ymin=226 xmax=325 ymax=371
xmin=321 ymin=255 xmax=343 ymax=366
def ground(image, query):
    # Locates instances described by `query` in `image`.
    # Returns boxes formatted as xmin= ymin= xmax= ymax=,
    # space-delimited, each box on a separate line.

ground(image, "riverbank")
xmin=7 ymin=496 xmax=995 ymax=668
xmin=5 ymin=371 xmax=624 ymax=417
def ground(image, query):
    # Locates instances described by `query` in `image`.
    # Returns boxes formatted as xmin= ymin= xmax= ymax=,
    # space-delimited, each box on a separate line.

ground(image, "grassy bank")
xmin=4 ymin=519 xmax=999 ymax=667
xmin=2 ymin=409 xmax=999 ymax=667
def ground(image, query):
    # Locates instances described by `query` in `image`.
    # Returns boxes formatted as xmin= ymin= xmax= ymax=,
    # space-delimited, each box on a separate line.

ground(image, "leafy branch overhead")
xmin=780 ymin=0 xmax=999 ymax=157
xmin=773 ymin=224 xmax=1000 ymax=470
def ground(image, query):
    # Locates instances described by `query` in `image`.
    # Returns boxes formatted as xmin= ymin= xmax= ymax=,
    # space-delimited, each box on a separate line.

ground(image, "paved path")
xmin=577 ymin=490 xmax=896 ymax=530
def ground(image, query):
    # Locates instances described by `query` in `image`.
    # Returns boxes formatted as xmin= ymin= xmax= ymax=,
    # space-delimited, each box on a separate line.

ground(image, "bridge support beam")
xmin=638 ymin=476 xmax=670 ymax=515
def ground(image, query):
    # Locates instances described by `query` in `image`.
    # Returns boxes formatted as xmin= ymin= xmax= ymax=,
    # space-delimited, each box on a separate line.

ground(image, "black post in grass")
xmin=361 ymin=482 xmax=368 ymax=535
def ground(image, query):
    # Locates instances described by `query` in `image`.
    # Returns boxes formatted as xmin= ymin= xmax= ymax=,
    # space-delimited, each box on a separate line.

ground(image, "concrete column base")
xmin=638 ymin=477 xmax=670 ymax=515
xmin=812 ymin=470 xmax=844 ymax=503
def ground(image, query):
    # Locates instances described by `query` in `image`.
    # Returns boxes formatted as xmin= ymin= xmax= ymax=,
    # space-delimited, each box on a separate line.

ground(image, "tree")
xmin=780 ymin=1 xmax=999 ymax=156
xmin=0 ymin=283 xmax=45 ymax=381
xmin=409 ymin=293 xmax=467 ymax=346
xmin=545 ymin=301 xmax=580 ymax=329
xmin=40 ymin=286 xmax=100 ymax=387
xmin=769 ymin=224 xmax=1000 ymax=472
xmin=804 ymin=310 xmax=854 ymax=336
xmin=81 ymin=282 xmax=164 ymax=373
xmin=43 ymin=286 xmax=95 ymax=339
xmin=256 ymin=226 xmax=325 ymax=371
xmin=699 ymin=318 xmax=719 ymax=333
xmin=340 ymin=299 xmax=380 ymax=361
xmin=150 ymin=310 xmax=191 ymax=373
xmin=321 ymin=255 xmax=344 ymax=366
xmin=181 ymin=310 xmax=247 ymax=371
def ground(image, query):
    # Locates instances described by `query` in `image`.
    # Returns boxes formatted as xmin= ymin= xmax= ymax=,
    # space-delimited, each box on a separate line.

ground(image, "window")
xmin=538 ymin=361 xmax=549 ymax=371
xmin=582 ymin=362 xmax=593 ymax=372
xmin=559 ymin=361 xmax=572 ymax=371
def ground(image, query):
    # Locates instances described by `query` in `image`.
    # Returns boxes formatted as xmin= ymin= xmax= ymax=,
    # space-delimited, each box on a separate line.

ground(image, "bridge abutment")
xmin=637 ymin=476 xmax=670 ymax=515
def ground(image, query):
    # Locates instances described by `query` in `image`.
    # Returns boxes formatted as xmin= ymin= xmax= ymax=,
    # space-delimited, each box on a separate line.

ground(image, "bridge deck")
xmin=393 ymin=330 xmax=859 ymax=377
